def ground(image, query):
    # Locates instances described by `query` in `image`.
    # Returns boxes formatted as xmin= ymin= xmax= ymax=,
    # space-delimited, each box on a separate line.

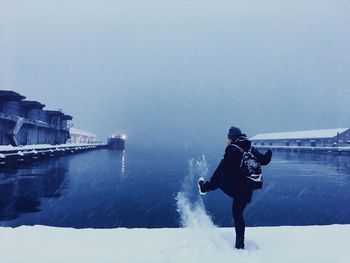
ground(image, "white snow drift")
xmin=0 ymin=225 xmax=349 ymax=263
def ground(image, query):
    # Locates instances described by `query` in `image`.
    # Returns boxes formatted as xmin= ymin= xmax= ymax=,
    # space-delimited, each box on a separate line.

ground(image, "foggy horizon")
xmin=1 ymin=0 xmax=349 ymax=149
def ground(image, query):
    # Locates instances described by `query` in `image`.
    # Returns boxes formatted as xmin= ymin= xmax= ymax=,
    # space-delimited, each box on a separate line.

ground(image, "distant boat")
xmin=107 ymin=135 xmax=126 ymax=150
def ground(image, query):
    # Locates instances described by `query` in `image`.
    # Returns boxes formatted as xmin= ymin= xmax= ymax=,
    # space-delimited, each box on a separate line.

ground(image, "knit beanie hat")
xmin=228 ymin=126 xmax=242 ymax=140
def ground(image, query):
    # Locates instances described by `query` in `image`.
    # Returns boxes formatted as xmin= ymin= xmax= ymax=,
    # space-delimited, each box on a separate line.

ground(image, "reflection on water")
xmin=0 ymin=160 xmax=68 ymax=221
xmin=202 ymin=151 xmax=350 ymax=227
xmin=121 ymin=151 xmax=125 ymax=175
xmin=106 ymin=149 xmax=126 ymax=177
xmin=0 ymin=148 xmax=349 ymax=228
xmin=0 ymin=149 xmax=130 ymax=228
xmin=246 ymin=152 xmax=350 ymax=226
xmin=274 ymin=152 xmax=350 ymax=175
xmin=276 ymin=151 xmax=350 ymax=173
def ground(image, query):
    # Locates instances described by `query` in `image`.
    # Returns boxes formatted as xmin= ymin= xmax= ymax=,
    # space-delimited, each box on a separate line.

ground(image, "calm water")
xmin=0 ymin=146 xmax=349 ymax=228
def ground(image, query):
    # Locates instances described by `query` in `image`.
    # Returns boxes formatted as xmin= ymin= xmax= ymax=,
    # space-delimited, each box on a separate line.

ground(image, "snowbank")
xmin=0 ymin=225 xmax=349 ymax=263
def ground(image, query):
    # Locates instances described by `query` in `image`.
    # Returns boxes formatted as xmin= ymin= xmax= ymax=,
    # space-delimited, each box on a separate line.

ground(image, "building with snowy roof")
xmin=250 ymin=128 xmax=350 ymax=148
xmin=0 ymin=90 xmax=74 ymax=146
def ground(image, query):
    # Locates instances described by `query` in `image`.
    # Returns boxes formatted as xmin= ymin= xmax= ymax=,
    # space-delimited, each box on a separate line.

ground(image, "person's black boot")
xmin=235 ymin=236 xmax=245 ymax=249
xmin=198 ymin=177 xmax=208 ymax=195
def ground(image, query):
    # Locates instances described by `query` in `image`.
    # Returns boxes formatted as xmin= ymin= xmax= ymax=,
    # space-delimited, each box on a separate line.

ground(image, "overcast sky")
xmin=1 ymin=0 xmax=349 ymax=150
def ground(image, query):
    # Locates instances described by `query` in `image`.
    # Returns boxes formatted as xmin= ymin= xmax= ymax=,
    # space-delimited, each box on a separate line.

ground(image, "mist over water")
xmin=1 ymin=1 xmax=350 ymax=148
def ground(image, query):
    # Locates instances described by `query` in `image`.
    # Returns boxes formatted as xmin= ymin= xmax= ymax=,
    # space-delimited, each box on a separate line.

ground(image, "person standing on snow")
xmin=199 ymin=126 xmax=272 ymax=249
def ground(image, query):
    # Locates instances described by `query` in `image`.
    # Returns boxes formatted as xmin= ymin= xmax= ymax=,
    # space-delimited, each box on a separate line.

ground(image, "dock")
xmin=0 ymin=143 xmax=107 ymax=167
xmin=255 ymin=145 xmax=350 ymax=155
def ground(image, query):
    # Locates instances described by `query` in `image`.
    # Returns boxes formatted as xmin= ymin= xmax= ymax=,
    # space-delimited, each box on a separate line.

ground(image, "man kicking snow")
xmin=199 ymin=126 xmax=272 ymax=249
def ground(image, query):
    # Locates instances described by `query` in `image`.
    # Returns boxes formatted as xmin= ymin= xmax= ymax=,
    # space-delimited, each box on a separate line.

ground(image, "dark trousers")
xmin=232 ymin=198 xmax=248 ymax=238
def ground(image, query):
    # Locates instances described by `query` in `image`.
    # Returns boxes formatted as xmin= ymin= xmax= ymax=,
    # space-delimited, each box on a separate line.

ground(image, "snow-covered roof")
xmin=69 ymin=128 xmax=96 ymax=137
xmin=0 ymin=90 xmax=26 ymax=100
xmin=250 ymin=128 xmax=349 ymax=140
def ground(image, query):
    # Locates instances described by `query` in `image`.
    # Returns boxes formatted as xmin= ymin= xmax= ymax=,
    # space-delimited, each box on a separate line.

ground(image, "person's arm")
xmin=251 ymin=147 xmax=272 ymax=165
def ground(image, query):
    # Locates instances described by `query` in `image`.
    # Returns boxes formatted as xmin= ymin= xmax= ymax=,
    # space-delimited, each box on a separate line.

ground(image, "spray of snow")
xmin=176 ymin=155 xmax=214 ymax=228
xmin=175 ymin=156 xmax=262 ymax=252
xmin=175 ymin=156 xmax=244 ymax=253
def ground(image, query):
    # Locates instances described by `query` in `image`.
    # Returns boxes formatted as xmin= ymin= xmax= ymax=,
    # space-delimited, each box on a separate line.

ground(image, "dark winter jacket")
xmin=204 ymin=135 xmax=272 ymax=202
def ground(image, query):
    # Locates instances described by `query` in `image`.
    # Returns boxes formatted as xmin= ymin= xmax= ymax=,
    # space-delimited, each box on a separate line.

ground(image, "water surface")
xmin=0 ymin=147 xmax=349 ymax=228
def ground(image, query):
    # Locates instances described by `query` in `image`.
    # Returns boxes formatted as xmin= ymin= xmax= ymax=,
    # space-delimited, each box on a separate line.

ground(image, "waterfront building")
xmin=0 ymin=90 xmax=75 ymax=146
xmin=68 ymin=128 xmax=97 ymax=144
xmin=250 ymin=128 xmax=350 ymax=148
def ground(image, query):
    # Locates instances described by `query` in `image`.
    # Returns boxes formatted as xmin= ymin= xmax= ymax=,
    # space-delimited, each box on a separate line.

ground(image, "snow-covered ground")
xmin=0 ymin=225 xmax=349 ymax=263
